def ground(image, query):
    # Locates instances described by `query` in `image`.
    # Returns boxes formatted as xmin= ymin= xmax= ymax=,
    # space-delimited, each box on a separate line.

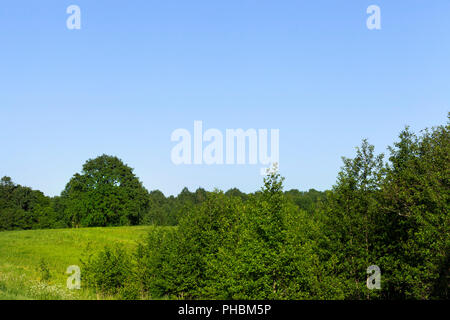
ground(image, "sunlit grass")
xmin=0 ymin=225 xmax=164 ymax=300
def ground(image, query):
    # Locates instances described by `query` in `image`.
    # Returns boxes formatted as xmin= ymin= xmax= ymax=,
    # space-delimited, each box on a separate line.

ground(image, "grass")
xmin=0 ymin=225 xmax=164 ymax=300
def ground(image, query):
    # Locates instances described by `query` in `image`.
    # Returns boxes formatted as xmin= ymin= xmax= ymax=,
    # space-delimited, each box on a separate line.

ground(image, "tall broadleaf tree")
xmin=61 ymin=155 xmax=149 ymax=227
xmin=378 ymin=120 xmax=449 ymax=299
xmin=321 ymin=140 xmax=385 ymax=299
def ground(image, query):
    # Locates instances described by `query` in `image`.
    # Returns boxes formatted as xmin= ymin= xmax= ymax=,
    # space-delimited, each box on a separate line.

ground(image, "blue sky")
xmin=1 ymin=1 xmax=449 ymax=196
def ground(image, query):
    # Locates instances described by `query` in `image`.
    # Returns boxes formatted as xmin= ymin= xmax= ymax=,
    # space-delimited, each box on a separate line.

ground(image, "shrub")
xmin=81 ymin=244 xmax=135 ymax=298
xmin=38 ymin=258 xmax=51 ymax=282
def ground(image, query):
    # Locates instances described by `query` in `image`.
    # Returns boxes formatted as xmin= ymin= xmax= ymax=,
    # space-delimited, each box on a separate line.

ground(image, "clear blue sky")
xmin=1 ymin=1 xmax=449 ymax=196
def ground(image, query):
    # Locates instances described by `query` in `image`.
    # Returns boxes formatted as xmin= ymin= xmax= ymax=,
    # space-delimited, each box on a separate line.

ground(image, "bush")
xmin=38 ymin=258 xmax=51 ymax=282
xmin=81 ymin=244 xmax=136 ymax=298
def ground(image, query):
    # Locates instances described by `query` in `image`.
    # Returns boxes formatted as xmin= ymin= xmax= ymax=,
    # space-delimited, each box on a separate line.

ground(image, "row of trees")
xmin=0 ymin=176 xmax=65 ymax=230
xmin=0 ymin=156 xmax=324 ymax=231
xmin=82 ymin=117 xmax=449 ymax=300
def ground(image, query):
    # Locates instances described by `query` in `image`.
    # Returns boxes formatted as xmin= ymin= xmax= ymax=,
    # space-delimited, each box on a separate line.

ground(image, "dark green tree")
xmin=0 ymin=176 xmax=58 ymax=230
xmin=61 ymin=155 xmax=149 ymax=227
xmin=321 ymin=140 xmax=384 ymax=299
xmin=139 ymin=190 xmax=242 ymax=299
xmin=213 ymin=165 xmax=322 ymax=299
xmin=378 ymin=122 xmax=449 ymax=299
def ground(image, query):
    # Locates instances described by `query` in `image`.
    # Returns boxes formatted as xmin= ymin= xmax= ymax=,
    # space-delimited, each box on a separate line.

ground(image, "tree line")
xmin=0 ymin=156 xmax=325 ymax=231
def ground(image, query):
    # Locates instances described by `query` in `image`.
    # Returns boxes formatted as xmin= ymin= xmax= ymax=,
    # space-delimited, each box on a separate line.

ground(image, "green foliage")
xmin=126 ymin=116 xmax=448 ymax=300
xmin=1 ymin=161 xmax=325 ymax=231
xmin=81 ymin=244 xmax=138 ymax=299
xmin=316 ymin=120 xmax=449 ymax=300
xmin=141 ymin=187 xmax=209 ymax=226
xmin=131 ymin=166 xmax=333 ymax=300
xmin=285 ymin=188 xmax=326 ymax=215
xmin=376 ymin=122 xmax=449 ymax=299
xmin=212 ymin=167 xmax=330 ymax=299
xmin=38 ymin=258 xmax=51 ymax=282
xmin=135 ymin=227 xmax=180 ymax=298
xmin=137 ymin=191 xmax=242 ymax=299
xmin=220 ymin=168 xmax=292 ymax=299
xmin=0 ymin=177 xmax=60 ymax=231
xmin=320 ymin=140 xmax=385 ymax=299
xmin=61 ymin=155 xmax=149 ymax=227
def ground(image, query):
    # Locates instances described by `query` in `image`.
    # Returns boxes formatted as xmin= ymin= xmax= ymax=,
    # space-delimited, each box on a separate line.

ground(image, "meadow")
xmin=0 ymin=225 xmax=162 ymax=299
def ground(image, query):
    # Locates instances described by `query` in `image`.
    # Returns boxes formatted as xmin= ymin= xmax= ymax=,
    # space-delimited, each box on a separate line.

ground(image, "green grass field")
xmin=0 ymin=226 xmax=162 ymax=300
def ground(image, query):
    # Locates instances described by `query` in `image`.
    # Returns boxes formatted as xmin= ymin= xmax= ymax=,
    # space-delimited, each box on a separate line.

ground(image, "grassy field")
xmin=0 ymin=225 xmax=162 ymax=300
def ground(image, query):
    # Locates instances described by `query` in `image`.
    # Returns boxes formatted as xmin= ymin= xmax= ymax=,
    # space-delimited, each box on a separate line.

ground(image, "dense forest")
xmin=1 ymin=116 xmax=449 ymax=299
xmin=0 ymin=158 xmax=325 ymax=230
